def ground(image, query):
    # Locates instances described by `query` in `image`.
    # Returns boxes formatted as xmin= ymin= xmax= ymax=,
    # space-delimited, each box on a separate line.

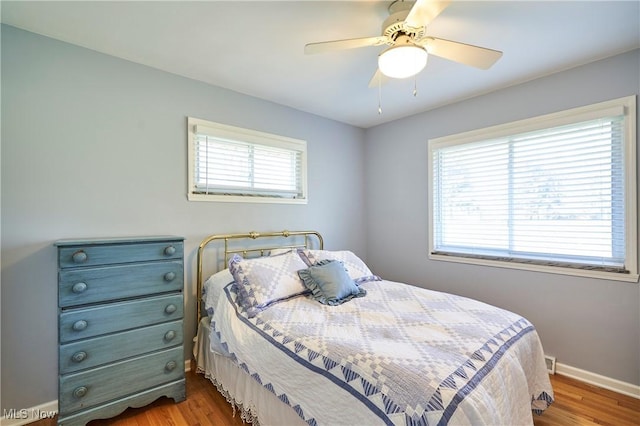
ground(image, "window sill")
xmin=188 ymin=193 xmax=307 ymax=204
xmin=429 ymin=252 xmax=639 ymax=283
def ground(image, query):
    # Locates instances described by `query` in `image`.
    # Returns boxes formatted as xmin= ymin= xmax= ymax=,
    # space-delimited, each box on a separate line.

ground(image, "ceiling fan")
xmin=304 ymin=0 xmax=503 ymax=87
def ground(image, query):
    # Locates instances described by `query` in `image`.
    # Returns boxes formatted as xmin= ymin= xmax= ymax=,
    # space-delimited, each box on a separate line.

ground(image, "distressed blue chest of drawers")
xmin=55 ymin=236 xmax=186 ymax=426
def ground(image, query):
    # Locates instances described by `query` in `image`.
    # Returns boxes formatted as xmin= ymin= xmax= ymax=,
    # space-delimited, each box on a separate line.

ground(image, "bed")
xmin=193 ymin=230 xmax=553 ymax=425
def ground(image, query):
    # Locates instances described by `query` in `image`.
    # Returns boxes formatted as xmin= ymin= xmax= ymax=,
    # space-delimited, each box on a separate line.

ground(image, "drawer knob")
xmin=72 ymin=282 xmax=87 ymax=293
xmin=164 ymin=272 xmax=176 ymax=282
xmin=72 ymin=320 xmax=88 ymax=331
xmin=71 ymin=351 xmax=87 ymax=363
xmin=73 ymin=386 xmax=88 ymax=399
xmin=164 ymin=304 xmax=177 ymax=314
xmin=165 ymin=361 xmax=177 ymax=372
xmin=163 ymin=245 xmax=176 ymax=256
xmin=72 ymin=250 xmax=88 ymax=263
xmin=164 ymin=330 xmax=176 ymax=341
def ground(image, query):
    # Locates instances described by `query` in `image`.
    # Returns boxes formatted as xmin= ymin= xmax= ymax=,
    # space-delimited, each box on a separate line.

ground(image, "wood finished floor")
xmin=31 ymin=370 xmax=639 ymax=426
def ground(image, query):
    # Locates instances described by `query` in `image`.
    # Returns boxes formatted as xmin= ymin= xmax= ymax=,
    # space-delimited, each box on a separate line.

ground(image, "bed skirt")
xmin=194 ymin=317 xmax=306 ymax=426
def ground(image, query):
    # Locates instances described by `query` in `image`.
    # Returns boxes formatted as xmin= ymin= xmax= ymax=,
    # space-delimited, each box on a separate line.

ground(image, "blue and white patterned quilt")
xmin=208 ymin=279 xmax=553 ymax=425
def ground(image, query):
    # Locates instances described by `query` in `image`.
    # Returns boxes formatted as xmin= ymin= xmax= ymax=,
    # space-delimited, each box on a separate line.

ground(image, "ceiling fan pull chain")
xmin=413 ymin=76 xmax=418 ymax=97
xmin=378 ymin=75 xmax=383 ymax=115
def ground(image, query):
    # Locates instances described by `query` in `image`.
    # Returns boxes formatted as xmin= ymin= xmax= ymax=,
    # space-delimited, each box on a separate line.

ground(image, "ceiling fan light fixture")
xmin=378 ymin=43 xmax=428 ymax=79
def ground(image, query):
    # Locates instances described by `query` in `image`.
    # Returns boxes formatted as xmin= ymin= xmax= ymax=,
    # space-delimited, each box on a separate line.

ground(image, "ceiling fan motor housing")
xmin=383 ymin=2 xmax=425 ymax=43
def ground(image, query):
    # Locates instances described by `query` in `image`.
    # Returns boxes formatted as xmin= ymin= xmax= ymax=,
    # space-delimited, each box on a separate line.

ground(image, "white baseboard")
xmin=3 ymin=362 xmax=637 ymax=425
xmin=556 ymin=362 xmax=640 ymax=399
xmin=0 ymin=400 xmax=58 ymax=426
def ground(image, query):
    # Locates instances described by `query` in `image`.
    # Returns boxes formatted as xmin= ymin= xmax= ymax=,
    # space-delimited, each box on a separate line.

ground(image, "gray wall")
xmin=364 ymin=49 xmax=640 ymax=386
xmin=1 ymin=25 xmax=367 ymax=410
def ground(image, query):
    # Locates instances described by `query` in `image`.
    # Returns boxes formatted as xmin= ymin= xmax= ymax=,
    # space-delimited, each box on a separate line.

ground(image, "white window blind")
xmin=187 ymin=118 xmax=307 ymax=203
xmin=429 ymin=96 xmax=637 ymax=281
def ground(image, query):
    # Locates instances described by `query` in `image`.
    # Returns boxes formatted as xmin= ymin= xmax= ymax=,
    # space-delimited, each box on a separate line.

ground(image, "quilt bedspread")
xmin=209 ymin=279 xmax=553 ymax=425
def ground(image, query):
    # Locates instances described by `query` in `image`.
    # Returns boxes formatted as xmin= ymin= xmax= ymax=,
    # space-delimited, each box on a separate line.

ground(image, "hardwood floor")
xmin=32 ymin=370 xmax=639 ymax=426
xmin=533 ymin=374 xmax=640 ymax=426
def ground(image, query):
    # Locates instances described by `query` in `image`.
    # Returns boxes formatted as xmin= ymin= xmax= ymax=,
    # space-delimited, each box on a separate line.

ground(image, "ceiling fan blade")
xmin=304 ymin=36 xmax=388 ymax=55
xmin=420 ymin=37 xmax=503 ymax=69
xmin=368 ymin=69 xmax=390 ymax=88
xmin=405 ymin=0 xmax=451 ymax=29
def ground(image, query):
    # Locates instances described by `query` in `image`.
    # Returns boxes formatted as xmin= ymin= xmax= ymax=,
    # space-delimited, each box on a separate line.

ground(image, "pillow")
xmin=298 ymin=249 xmax=380 ymax=283
xmin=229 ymin=251 xmax=309 ymax=317
xmin=298 ymin=259 xmax=366 ymax=306
xmin=269 ymin=248 xmax=293 ymax=256
xmin=202 ymin=269 xmax=235 ymax=316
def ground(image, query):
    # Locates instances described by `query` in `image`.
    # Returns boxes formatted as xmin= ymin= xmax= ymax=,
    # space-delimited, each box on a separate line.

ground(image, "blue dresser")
xmin=55 ymin=236 xmax=186 ymax=425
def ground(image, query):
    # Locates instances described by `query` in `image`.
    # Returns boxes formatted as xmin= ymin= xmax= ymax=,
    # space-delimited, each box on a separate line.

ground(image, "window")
xmin=187 ymin=118 xmax=307 ymax=204
xmin=428 ymin=96 xmax=638 ymax=282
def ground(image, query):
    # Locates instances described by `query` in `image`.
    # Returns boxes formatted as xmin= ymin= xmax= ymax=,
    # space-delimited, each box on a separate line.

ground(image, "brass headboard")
xmin=196 ymin=230 xmax=324 ymax=320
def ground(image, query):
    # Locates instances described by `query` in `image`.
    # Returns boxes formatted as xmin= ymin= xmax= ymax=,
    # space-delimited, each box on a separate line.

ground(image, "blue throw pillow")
xmin=298 ymin=260 xmax=366 ymax=305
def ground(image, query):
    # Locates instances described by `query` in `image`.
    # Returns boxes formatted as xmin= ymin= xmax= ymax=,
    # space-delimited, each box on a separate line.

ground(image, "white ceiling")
xmin=2 ymin=1 xmax=639 ymax=128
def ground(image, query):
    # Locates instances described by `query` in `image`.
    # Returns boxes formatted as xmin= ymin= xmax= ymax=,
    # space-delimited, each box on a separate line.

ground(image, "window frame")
xmin=427 ymin=96 xmax=638 ymax=282
xmin=187 ymin=117 xmax=308 ymax=204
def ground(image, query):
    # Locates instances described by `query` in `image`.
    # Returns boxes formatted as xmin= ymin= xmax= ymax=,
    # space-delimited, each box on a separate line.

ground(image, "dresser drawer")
xmin=58 ymin=241 xmax=183 ymax=269
xmin=59 ymin=320 xmax=183 ymax=374
xmin=59 ymin=261 xmax=183 ymax=307
xmin=59 ymin=294 xmax=183 ymax=342
xmin=59 ymin=346 xmax=184 ymax=414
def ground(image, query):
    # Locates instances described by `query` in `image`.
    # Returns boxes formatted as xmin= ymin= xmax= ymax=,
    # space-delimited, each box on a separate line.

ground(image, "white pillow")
xmin=203 ymin=269 xmax=234 ymax=316
xmin=298 ymin=249 xmax=377 ymax=282
xmin=229 ymin=251 xmax=309 ymax=317
xmin=269 ymin=248 xmax=294 ymax=256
